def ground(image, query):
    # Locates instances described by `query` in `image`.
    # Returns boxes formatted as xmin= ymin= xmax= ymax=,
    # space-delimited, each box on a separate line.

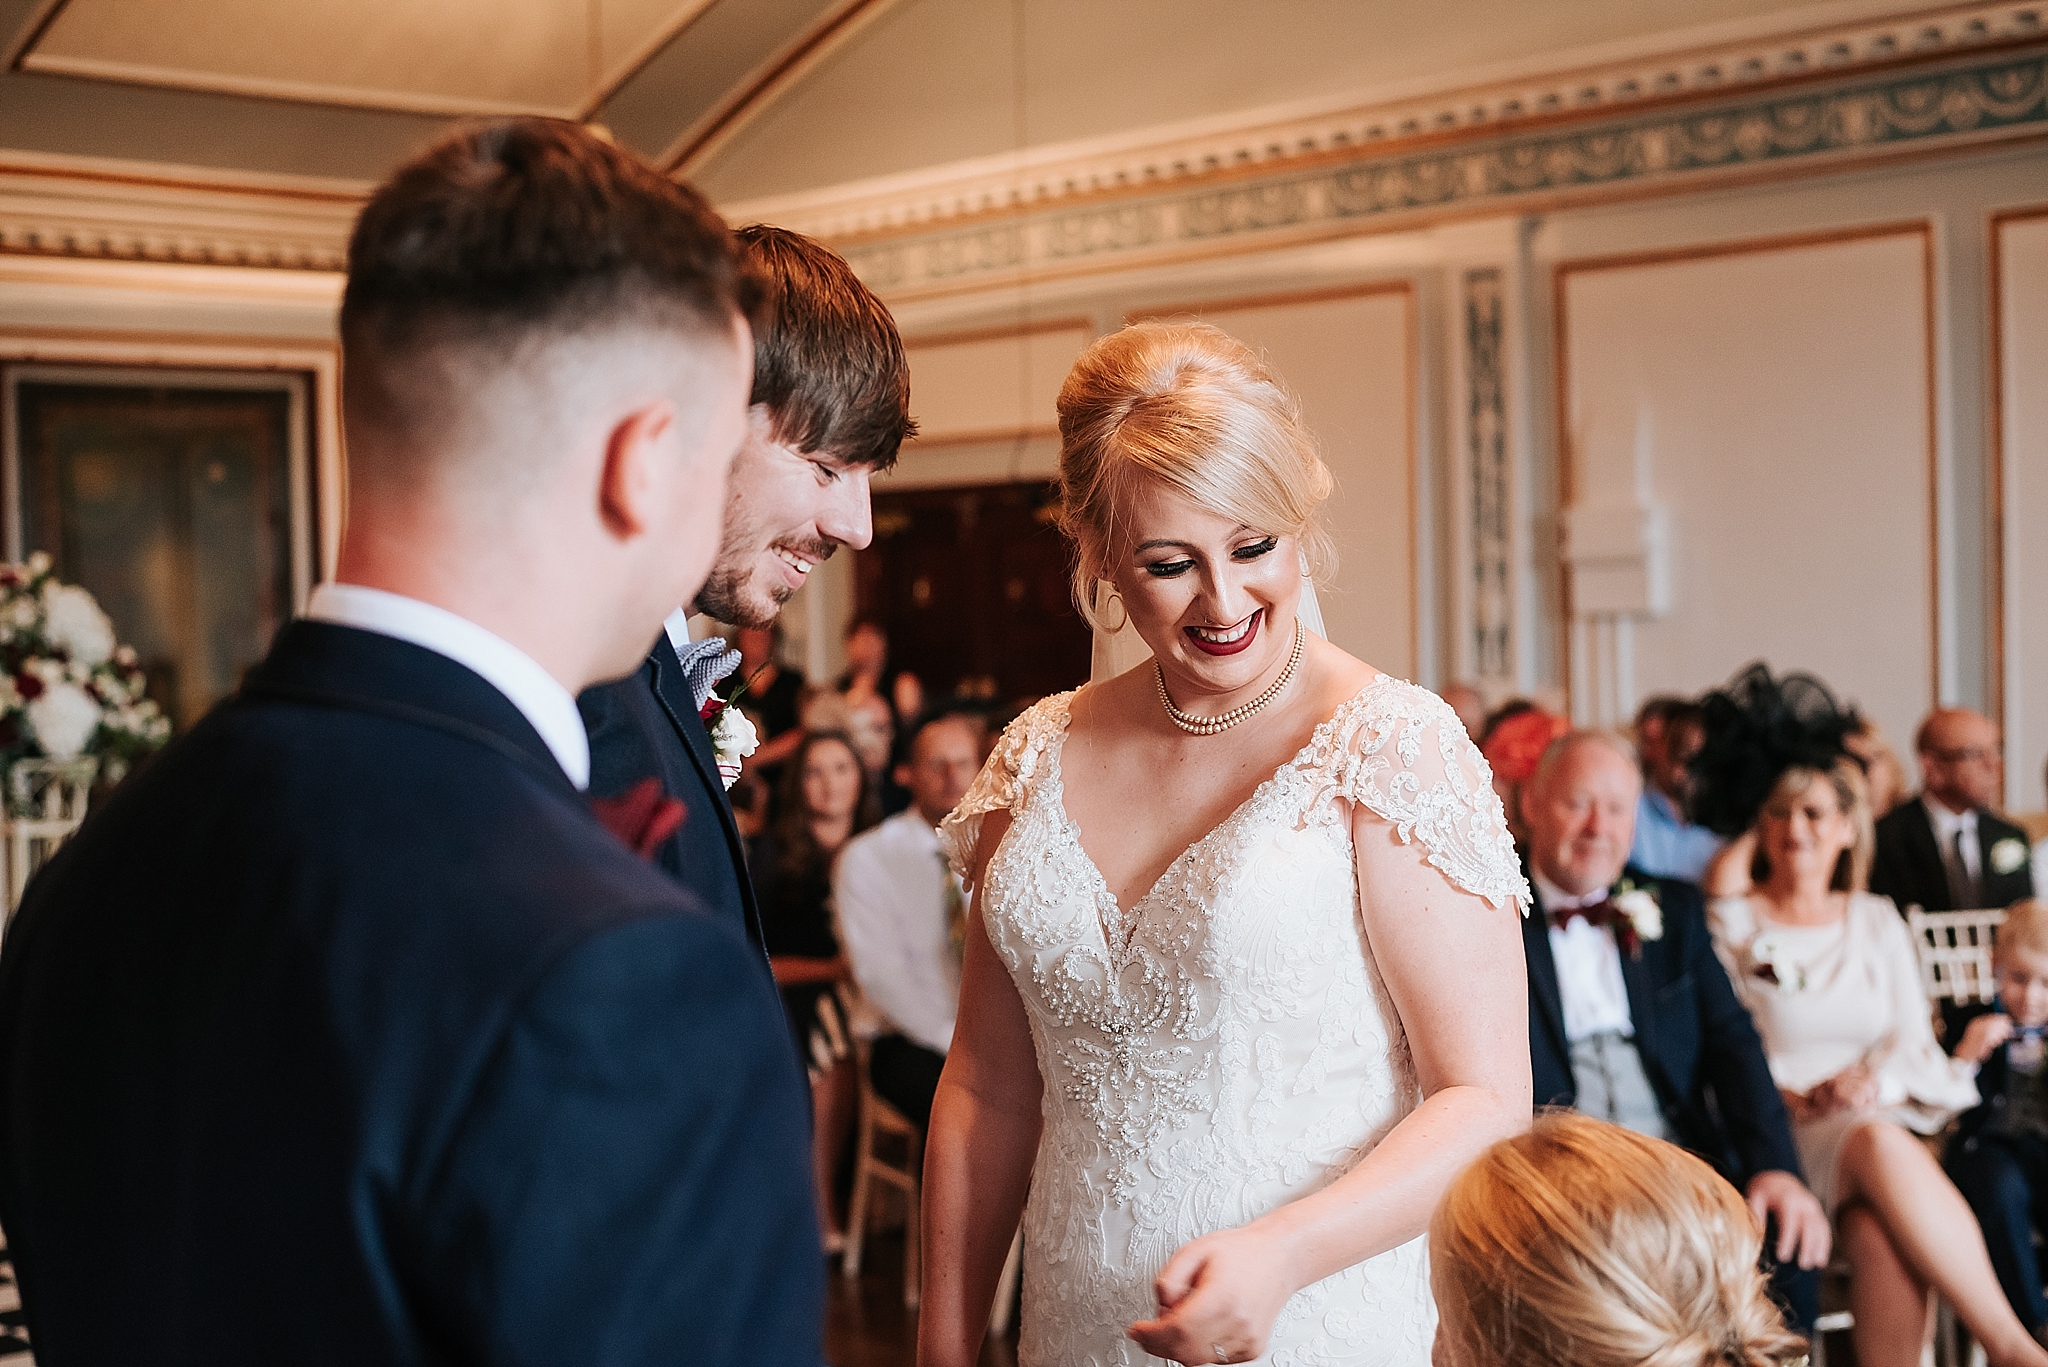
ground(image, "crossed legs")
xmin=1833 ymin=1119 xmax=2048 ymax=1367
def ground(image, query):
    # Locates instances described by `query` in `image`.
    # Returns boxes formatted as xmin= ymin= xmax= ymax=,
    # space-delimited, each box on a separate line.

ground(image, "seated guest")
xmin=1693 ymin=667 xmax=2043 ymax=1367
xmin=1946 ymin=899 xmax=2048 ymax=1342
xmin=1847 ymin=715 xmax=1908 ymax=820
xmin=834 ymin=710 xmax=983 ymax=1128
xmin=1519 ymin=729 xmax=1826 ymax=1333
xmin=750 ymin=728 xmax=879 ymax=1252
xmin=1431 ymin=1112 xmax=1807 ymax=1367
xmin=1629 ymin=695 xmax=1724 ymax=882
xmin=1480 ymin=702 xmax=1568 ymax=846
xmin=1871 ymin=706 xmax=2034 ymax=914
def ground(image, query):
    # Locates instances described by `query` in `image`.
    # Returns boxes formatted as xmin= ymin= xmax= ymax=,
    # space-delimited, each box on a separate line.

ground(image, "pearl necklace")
xmin=1156 ymin=619 xmax=1305 ymax=736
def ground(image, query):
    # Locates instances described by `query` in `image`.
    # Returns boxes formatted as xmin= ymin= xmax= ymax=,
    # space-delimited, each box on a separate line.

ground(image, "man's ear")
xmin=596 ymin=398 xmax=676 ymax=539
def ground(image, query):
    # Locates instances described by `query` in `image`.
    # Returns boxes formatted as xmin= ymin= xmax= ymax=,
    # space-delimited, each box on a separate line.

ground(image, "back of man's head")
xmin=341 ymin=119 xmax=751 ymax=474
xmin=736 ymin=225 xmax=915 ymax=469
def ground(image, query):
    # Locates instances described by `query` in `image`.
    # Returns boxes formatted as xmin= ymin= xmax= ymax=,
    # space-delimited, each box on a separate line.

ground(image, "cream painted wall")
xmin=1136 ymin=289 xmax=1420 ymax=679
xmin=2000 ymin=211 xmax=2048 ymax=813
xmin=901 ymin=320 xmax=1092 ymax=442
xmin=1560 ymin=229 xmax=1934 ymax=769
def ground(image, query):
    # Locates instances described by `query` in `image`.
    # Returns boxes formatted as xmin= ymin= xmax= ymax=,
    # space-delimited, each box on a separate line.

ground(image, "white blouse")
xmin=1708 ymin=891 xmax=1976 ymax=1133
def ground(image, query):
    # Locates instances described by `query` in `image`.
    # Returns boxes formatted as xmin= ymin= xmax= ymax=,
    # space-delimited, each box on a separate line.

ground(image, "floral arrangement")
xmin=699 ymin=687 xmax=759 ymax=791
xmin=0 ymin=554 xmax=169 ymax=784
xmin=1609 ymin=876 xmax=1664 ymax=958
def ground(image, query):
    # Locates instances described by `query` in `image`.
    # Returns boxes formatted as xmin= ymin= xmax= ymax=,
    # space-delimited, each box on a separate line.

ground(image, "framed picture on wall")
xmin=0 ymin=364 xmax=319 ymax=733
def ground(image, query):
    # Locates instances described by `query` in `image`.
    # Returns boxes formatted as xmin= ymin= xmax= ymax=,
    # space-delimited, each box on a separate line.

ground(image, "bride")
xmin=918 ymin=321 xmax=1532 ymax=1367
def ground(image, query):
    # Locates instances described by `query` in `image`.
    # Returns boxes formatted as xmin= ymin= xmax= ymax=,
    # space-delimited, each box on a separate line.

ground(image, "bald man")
xmin=1872 ymin=707 xmax=2036 ymax=917
xmin=1520 ymin=729 xmax=1827 ymax=1334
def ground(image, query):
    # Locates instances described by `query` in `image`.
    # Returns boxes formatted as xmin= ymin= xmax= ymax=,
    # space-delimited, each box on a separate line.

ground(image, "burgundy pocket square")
xmin=590 ymin=778 xmax=687 ymax=860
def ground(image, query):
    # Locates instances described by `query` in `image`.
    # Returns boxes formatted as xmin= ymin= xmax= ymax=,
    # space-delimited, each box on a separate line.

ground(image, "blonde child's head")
xmin=1430 ymin=1112 xmax=1805 ymax=1367
xmin=1994 ymin=900 xmax=2048 ymax=1029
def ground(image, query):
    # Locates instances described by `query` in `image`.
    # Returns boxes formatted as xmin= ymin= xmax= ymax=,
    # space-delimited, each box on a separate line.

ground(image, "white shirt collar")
xmin=662 ymin=607 xmax=693 ymax=656
xmin=1533 ymin=870 xmax=1611 ymax=913
xmin=1923 ymin=793 xmax=1978 ymax=837
xmin=304 ymin=584 xmax=590 ymax=790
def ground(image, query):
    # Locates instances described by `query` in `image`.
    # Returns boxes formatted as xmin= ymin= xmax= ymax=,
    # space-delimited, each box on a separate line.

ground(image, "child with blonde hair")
xmin=1431 ymin=1112 xmax=1806 ymax=1367
xmin=1948 ymin=899 xmax=2048 ymax=1343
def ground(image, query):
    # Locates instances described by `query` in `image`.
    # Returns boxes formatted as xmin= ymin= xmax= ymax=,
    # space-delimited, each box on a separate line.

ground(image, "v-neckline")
xmin=1046 ymin=677 xmax=1385 ymax=961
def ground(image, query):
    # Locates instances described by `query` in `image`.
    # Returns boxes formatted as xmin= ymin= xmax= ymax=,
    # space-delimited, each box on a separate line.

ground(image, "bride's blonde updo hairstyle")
xmin=1431 ymin=1112 xmax=1806 ymax=1367
xmin=1054 ymin=320 xmax=1334 ymax=625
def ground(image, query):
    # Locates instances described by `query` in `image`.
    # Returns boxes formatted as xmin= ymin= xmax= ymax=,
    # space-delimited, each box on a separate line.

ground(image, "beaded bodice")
xmin=940 ymin=676 xmax=1525 ymax=1367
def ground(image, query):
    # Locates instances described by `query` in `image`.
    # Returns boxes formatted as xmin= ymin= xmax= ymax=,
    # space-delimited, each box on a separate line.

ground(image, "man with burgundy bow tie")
xmin=1522 ymin=729 xmax=1830 ymax=1333
xmin=578 ymin=226 xmax=914 ymax=958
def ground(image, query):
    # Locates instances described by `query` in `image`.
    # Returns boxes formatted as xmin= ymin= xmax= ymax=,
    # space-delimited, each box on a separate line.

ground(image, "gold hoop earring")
xmin=1096 ymin=582 xmax=1129 ymax=632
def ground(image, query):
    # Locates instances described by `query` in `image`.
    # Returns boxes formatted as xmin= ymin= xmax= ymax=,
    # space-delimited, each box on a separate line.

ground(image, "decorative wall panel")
xmin=1996 ymin=207 xmax=2048 ymax=812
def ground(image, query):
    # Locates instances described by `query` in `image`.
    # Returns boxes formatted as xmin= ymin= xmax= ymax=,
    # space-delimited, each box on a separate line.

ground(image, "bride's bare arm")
xmin=1130 ymin=814 xmax=1530 ymax=1365
xmin=917 ymin=811 xmax=1043 ymax=1367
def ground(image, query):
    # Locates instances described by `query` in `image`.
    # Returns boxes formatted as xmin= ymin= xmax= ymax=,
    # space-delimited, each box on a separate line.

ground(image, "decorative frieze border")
xmin=830 ymin=41 xmax=2048 ymax=301
xmin=0 ymin=153 xmax=362 ymax=271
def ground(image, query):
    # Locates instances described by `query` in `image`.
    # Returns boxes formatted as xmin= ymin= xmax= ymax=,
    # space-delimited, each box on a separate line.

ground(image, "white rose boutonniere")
xmin=1609 ymin=877 xmax=1664 ymax=958
xmin=701 ymin=700 xmax=758 ymax=790
xmin=1992 ymin=836 xmax=2030 ymax=878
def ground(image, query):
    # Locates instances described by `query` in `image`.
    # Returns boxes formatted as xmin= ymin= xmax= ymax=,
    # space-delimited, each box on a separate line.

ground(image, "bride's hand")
xmin=1126 ymin=1225 xmax=1298 ymax=1365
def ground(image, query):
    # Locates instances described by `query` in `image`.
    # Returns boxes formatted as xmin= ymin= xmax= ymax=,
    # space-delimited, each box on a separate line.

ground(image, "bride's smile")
xmin=1113 ymin=480 xmax=1304 ymax=715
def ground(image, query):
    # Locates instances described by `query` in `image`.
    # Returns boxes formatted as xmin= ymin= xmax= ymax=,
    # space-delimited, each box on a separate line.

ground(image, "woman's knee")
xmin=1841 ymin=1118 xmax=1926 ymax=1176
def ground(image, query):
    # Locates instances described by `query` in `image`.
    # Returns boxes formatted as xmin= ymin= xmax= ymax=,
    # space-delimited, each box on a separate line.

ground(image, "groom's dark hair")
xmin=341 ymin=117 xmax=757 ymax=446
xmin=735 ymin=225 xmax=915 ymax=471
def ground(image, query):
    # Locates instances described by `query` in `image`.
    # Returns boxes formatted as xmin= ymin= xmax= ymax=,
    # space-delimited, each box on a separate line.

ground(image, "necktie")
xmin=1955 ymin=829 xmax=1983 ymax=908
xmin=675 ymin=637 xmax=742 ymax=712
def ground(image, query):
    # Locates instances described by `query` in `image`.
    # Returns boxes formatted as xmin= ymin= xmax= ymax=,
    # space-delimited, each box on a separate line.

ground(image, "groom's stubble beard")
xmin=692 ymin=497 xmax=841 ymax=627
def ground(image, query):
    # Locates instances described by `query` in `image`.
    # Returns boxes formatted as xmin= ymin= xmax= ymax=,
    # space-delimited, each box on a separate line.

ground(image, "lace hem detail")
xmin=937 ymin=690 xmax=1076 ymax=886
xmin=1302 ymin=677 xmax=1531 ymax=914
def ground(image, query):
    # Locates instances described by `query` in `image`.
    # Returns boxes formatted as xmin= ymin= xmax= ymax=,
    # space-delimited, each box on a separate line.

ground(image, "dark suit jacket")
xmin=1871 ymin=797 xmax=2035 ymax=915
xmin=1525 ymin=867 xmax=1803 ymax=1186
xmin=1946 ymin=1001 xmax=2025 ymax=1151
xmin=579 ymin=634 xmax=765 ymax=953
xmin=0 ymin=621 xmax=822 ymax=1367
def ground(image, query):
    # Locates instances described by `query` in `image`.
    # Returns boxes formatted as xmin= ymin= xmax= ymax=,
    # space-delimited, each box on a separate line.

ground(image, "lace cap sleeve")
xmin=937 ymin=692 xmax=1072 ymax=886
xmin=1316 ymin=678 xmax=1531 ymax=914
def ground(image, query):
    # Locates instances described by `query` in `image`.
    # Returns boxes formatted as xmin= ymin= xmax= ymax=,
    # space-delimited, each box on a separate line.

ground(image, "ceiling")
xmin=0 ymin=0 xmax=858 ymax=179
xmin=0 ymin=0 xmax=1999 ymax=206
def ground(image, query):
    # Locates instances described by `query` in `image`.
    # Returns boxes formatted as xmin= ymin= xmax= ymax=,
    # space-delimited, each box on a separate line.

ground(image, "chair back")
xmin=1906 ymin=905 xmax=2006 ymax=1005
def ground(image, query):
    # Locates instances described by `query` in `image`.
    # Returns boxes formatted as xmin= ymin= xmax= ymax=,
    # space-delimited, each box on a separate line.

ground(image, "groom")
xmin=0 ymin=120 xmax=823 ymax=1365
xmin=579 ymin=224 xmax=914 ymax=951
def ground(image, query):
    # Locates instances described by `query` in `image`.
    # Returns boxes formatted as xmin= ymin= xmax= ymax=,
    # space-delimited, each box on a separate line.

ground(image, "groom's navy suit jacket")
xmin=579 ymin=634 xmax=766 ymax=954
xmin=1524 ymin=867 xmax=1802 ymax=1186
xmin=0 ymin=621 xmax=822 ymax=1366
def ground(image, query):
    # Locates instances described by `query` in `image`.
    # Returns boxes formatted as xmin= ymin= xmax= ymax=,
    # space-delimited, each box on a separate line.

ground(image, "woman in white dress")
xmin=1695 ymin=668 xmax=2045 ymax=1366
xmin=917 ymin=322 xmax=1532 ymax=1367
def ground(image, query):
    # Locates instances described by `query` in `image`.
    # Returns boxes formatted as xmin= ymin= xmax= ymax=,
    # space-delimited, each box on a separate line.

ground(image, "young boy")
xmin=1948 ymin=899 xmax=2048 ymax=1340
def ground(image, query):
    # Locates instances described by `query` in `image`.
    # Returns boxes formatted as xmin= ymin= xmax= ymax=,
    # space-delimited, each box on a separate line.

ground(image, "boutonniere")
xmin=1611 ymin=876 xmax=1663 ymax=959
xmin=698 ymin=696 xmax=758 ymax=790
xmin=1992 ymin=836 xmax=2030 ymax=877
xmin=1750 ymin=934 xmax=1806 ymax=992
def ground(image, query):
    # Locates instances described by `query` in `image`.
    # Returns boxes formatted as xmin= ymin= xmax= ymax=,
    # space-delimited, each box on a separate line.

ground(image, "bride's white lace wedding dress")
xmin=940 ymin=676 xmax=1526 ymax=1367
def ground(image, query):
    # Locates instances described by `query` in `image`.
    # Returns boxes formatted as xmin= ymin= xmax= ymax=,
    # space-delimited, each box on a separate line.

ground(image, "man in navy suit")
xmin=578 ymin=226 xmax=915 ymax=953
xmin=0 ymin=120 xmax=823 ymax=1365
xmin=1520 ymin=729 xmax=1830 ymax=1334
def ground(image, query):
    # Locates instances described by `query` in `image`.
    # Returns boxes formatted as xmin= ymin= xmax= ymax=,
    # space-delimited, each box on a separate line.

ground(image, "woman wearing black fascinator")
xmin=1695 ymin=664 xmax=2041 ymax=1366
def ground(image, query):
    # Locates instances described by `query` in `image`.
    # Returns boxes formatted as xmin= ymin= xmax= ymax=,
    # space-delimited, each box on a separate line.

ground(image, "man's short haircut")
xmin=736 ymin=225 xmax=915 ymax=470
xmin=341 ymin=118 xmax=754 ymax=443
xmin=904 ymin=706 xmax=985 ymax=761
xmin=1634 ymin=694 xmax=1700 ymax=735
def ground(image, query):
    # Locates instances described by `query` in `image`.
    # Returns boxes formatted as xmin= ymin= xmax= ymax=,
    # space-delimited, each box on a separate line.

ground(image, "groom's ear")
xmin=596 ymin=398 xmax=678 ymax=540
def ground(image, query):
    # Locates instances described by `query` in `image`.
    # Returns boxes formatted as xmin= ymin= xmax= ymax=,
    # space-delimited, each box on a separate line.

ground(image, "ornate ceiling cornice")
xmin=0 ymin=151 xmax=364 ymax=270
xmin=785 ymin=18 xmax=2048 ymax=301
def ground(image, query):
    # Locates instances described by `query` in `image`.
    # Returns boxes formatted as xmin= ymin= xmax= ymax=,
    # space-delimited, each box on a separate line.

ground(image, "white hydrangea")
xmin=26 ymin=681 xmax=102 ymax=760
xmin=42 ymin=583 xmax=115 ymax=667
